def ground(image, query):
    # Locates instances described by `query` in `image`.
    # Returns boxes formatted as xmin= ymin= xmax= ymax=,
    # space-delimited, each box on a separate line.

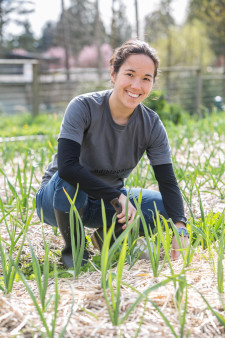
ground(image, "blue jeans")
xmin=36 ymin=171 xmax=168 ymax=233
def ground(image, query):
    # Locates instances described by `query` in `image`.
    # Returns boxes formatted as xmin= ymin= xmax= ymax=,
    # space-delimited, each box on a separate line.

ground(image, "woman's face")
xmin=110 ymin=54 xmax=155 ymax=114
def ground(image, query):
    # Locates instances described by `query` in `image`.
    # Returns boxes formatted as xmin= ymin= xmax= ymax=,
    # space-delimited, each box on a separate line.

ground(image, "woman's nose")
xmin=131 ymin=78 xmax=141 ymax=89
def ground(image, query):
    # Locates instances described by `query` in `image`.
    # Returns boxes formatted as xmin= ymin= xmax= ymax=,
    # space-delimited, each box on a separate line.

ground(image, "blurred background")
xmin=0 ymin=0 xmax=224 ymax=117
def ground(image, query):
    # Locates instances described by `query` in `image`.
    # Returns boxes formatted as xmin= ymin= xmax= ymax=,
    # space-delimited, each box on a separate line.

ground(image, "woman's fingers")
xmin=117 ymin=209 xmax=136 ymax=229
xmin=170 ymin=235 xmax=189 ymax=260
xmin=116 ymin=193 xmax=136 ymax=229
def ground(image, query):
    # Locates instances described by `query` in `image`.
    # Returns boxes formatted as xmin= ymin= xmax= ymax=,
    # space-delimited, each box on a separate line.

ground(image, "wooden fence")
xmin=0 ymin=60 xmax=224 ymax=115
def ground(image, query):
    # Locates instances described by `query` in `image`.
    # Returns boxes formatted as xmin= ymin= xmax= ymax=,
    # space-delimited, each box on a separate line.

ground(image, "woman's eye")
xmin=126 ymin=73 xmax=133 ymax=77
xmin=144 ymin=77 xmax=151 ymax=82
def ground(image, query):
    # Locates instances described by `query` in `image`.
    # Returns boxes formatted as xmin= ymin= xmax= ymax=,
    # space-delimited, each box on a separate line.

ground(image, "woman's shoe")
xmin=54 ymin=208 xmax=89 ymax=268
xmin=91 ymin=225 xmax=124 ymax=251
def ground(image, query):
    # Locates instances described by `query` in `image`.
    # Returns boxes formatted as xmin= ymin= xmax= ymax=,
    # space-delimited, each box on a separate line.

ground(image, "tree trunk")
xmin=95 ymin=0 xmax=102 ymax=79
xmin=0 ymin=0 xmax=3 ymax=53
xmin=111 ymin=0 xmax=117 ymax=49
xmin=61 ymin=0 xmax=70 ymax=82
xmin=134 ymin=0 xmax=139 ymax=38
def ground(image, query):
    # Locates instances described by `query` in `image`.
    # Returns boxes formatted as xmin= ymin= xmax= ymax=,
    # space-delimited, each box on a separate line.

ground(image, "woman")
xmin=36 ymin=40 xmax=189 ymax=268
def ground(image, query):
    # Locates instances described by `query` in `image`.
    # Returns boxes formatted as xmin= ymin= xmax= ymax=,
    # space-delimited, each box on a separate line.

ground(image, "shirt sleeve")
xmin=153 ymin=163 xmax=187 ymax=225
xmin=146 ymin=115 xmax=172 ymax=166
xmin=57 ymin=138 xmax=121 ymax=203
xmin=58 ymin=96 xmax=91 ymax=145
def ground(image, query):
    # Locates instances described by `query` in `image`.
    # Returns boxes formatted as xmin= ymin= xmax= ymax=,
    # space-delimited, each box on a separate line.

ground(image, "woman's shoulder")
xmin=71 ymin=89 xmax=111 ymax=107
xmin=139 ymin=103 xmax=161 ymax=124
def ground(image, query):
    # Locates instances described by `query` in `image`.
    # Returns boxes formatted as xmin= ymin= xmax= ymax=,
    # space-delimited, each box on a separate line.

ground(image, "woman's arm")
xmin=153 ymin=163 xmax=188 ymax=260
xmin=58 ymin=138 xmax=121 ymax=203
xmin=153 ymin=163 xmax=187 ymax=225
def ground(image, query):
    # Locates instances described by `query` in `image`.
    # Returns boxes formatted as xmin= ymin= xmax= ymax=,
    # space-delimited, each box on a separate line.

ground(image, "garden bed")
xmin=0 ymin=113 xmax=225 ymax=337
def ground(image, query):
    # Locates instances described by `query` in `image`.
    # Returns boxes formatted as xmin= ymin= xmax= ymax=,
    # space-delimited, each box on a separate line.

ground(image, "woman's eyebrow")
xmin=124 ymin=68 xmax=153 ymax=78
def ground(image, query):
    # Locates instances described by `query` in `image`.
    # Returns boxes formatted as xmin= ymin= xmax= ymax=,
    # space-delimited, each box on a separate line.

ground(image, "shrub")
xmin=143 ymin=90 xmax=188 ymax=125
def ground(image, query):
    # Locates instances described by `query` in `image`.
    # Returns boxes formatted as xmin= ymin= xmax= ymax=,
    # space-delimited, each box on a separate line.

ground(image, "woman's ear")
xmin=110 ymin=66 xmax=116 ymax=84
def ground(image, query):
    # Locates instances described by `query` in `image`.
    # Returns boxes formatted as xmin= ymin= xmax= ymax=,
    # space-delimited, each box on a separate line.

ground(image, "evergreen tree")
xmin=144 ymin=0 xmax=175 ymax=43
xmin=0 ymin=0 xmax=34 ymax=50
xmin=110 ymin=0 xmax=132 ymax=49
xmin=39 ymin=22 xmax=57 ymax=52
xmin=15 ymin=20 xmax=37 ymax=51
xmin=56 ymin=0 xmax=100 ymax=59
xmin=144 ymin=0 xmax=174 ymax=70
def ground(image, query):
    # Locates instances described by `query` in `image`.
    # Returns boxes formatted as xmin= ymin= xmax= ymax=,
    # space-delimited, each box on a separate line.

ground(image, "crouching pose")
xmin=36 ymin=39 xmax=189 ymax=268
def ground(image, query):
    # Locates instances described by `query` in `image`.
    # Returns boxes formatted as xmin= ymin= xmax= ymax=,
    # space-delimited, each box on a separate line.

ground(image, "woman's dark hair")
xmin=110 ymin=40 xmax=160 ymax=81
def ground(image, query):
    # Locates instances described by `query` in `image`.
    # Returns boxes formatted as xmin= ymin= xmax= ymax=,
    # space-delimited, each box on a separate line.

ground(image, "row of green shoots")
xmin=0 ymin=110 xmax=224 ymax=336
xmin=0 ymin=180 xmax=224 ymax=337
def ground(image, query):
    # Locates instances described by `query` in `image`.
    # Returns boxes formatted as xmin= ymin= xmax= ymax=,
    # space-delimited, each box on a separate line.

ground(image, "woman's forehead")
xmin=120 ymin=54 xmax=155 ymax=74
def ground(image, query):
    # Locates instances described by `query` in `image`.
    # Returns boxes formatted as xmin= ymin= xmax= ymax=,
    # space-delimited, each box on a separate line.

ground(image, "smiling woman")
xmin=36 ymin=39 xmax=188 ymax=268
xmin=109 ymin=42 xmax=157 ymax=124
xmin=109 ymin=54 xmax=155 ymax=123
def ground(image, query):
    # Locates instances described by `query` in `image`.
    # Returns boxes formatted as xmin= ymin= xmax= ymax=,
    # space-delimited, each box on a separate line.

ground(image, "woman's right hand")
xmin=117 ymin=194 xmax=136 ymax=230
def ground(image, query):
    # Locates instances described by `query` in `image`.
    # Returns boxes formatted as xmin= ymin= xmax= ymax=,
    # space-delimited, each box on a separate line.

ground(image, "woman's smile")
xmin=109 ymin=54 xmax=155 ymax=120
xmin=126 ymin=90 xmax=141 ymax=98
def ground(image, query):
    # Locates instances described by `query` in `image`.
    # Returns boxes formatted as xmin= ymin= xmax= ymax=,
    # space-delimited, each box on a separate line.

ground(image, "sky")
xmin=8 ymin=0 xmax=189 ymax=39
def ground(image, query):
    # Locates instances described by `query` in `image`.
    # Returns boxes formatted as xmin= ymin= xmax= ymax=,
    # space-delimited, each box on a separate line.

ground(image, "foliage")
xmin=1 ymin=109 xmax=225 ymax=334
xmin=144 ymin=0 xmax=175 ymax=43
xmin=143 ymin=90 xmax=188 ymax=125
xmin=39 ymin=22 xmax=57 ymax=52
xmin=0 ymin=0 xmax=34 ymax=49
xmin=6 ymin=20 xmax=38 ymax=52
xmin=1 ymin=0 xmax=134 ymax=61
xmin=110 ymin=0 xmax=132 ymax=49
xmin=77 ymin=43 xmax=113 ymax=68
xmin=143 ymin=90 xmax=166 ymax=112
xmin=151 ymin=20 xmax=214 ymax=68
xmin=55 ymin=0 xmax=103 ymax=58
xmin=0 ymin=113 xmax=61 ymax=137
xmin=187 ymin=0 xmax=225 ymax=57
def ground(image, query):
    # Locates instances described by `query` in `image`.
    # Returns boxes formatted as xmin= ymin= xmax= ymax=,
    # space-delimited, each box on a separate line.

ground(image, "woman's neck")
xmin=109 ymin=94 xmax=134 ymax=126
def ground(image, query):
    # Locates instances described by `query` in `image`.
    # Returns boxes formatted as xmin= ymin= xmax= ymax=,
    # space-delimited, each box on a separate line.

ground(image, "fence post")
xmin=32 ymin=62 xmax=39 ymax=117
xmin=196 ymin=68 xmax=202 ymax=114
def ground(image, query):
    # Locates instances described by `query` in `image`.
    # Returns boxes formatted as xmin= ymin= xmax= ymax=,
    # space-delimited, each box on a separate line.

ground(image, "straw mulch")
xmin=0 ymin=213 xmax=225 ymax=338
xmin=0 ymin=137 xmax=225 ymax=337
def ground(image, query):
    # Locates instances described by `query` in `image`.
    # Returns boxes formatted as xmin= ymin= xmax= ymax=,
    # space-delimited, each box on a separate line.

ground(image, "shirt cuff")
xmin=172 ymin=216 xmax=187 ymax=226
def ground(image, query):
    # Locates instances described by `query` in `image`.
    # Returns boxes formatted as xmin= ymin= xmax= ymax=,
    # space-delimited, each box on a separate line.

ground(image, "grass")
xmin=0 ymin=110 xmax=225 ymax=335
xmin=0 ymin=112 xmax=62 ymax=137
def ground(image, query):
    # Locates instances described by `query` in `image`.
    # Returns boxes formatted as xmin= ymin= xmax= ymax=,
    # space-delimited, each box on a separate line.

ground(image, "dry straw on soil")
xmin=0 ymin=136 xmax=225 ymax=337
xmin=0 ymin=214 xmax=225 ymax=337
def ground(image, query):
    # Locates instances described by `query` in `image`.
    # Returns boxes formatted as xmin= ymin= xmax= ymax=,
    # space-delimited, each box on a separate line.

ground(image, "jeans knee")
xmin=53 ymin=178 xmax=88 ymax=213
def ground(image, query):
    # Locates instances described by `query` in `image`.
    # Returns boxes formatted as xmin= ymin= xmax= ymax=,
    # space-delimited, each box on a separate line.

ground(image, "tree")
xmin=5 ymin=20 xmax=37 ymax=51
xmin=144 ymin=0 xmax=175 ymax=89
xmin=55 ymin=0 xmax=105 ymax=60
xmin=134 ymin=0 xmax=139 ymax=38
xmin=39 ymin=22 xmax=57 ymax=52
xmin=94 ymin=0 xmax=102 ymax=77
xmin=110 ymin=0 xmax=132 ymax=49
xmin=15 ymin=20 xmax=37 ymax=51
xmin=0 ymin=0 xmax=34 ymax=51
xmin=187 ymin=0 xmax=225 ymax=59
xmin=144 ymin=0 xmax=175 ymax=44
xmin=151 ymin=20 xmax=214 ymax=68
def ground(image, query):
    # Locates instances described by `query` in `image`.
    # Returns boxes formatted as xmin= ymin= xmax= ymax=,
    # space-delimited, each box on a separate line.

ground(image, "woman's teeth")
xmin=127 ymin=91 xmax=140 ymax=98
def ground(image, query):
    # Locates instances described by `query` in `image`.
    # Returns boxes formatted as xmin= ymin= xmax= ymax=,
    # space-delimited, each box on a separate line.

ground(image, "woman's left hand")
xmin=117 ymin=193 xmax=136 ymax=230
xmin=170 ymin=223 xmax=189 ymax=260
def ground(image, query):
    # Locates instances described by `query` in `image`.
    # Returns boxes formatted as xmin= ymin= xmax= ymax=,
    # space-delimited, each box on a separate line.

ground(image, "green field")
xmin=0 ymin=111 xmax=225 ymax=337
